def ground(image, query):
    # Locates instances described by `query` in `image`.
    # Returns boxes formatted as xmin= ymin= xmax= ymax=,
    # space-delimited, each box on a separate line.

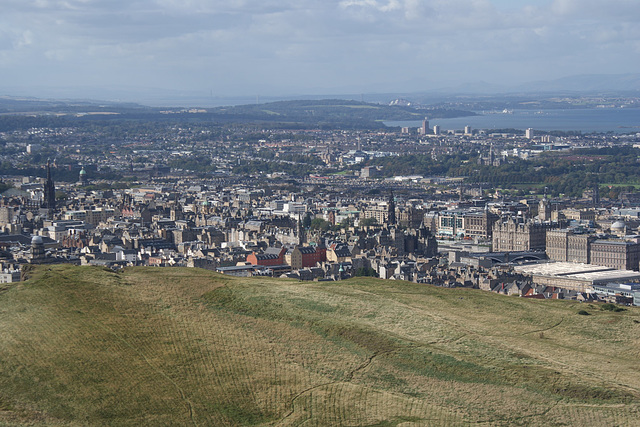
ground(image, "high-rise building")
xmin=526 ymin=128 xmax=534 ymax=139
xmin=464 ymin=125 xmax=472 ymax=135
xmin=360 ymin=166 xmax=377 ymax=179
xmin=433 ymin=125 xmax=440 ymax=135
xmin=421 ymin=118 xmax=430 ymax=135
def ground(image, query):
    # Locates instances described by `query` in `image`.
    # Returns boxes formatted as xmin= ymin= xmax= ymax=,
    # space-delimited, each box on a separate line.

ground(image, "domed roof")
xmin=79 ymin=167 xmax=87 ymax=175
xmin=31 ymin=235 xmax=44 ymax=245
xmin=611 ymin=220 xmax=625 ymax=230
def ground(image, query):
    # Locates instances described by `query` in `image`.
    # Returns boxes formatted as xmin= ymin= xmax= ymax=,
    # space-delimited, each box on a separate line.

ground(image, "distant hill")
xmin=3 ymin=73 xmax=639 ymax=112
xmin=0 ymin=97 xmax=475 ymax=130
xmin=0 ymin=265 xmax=638 ymax=425
xmin=375 ymin=74 xmax=640 ymax=102
xmin=422 ymin=73 xmax=640 ymax=95
xmin=0 ymin=95 xmax=147 ymax=113
xmin=205 ymin=99 xmax=475 ymax=129
xmin=516 ymin=73 xmax=640 ymax=93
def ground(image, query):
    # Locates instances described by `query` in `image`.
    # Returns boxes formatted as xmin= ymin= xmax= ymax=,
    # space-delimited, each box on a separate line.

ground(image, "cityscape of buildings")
xmin=1 ymin=110 xmax=640 ymax=307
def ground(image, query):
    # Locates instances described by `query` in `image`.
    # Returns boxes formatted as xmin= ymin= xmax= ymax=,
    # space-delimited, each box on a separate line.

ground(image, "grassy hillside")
xmin=0 ymin=265 xmax=639 ymax=426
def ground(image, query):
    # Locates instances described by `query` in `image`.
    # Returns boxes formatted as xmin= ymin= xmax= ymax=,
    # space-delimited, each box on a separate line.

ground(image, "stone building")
xmin=478 ymin=145 xmax=501 ymax=167
xmin=463 ymin=210 xmax=499 ymax=240
xmin=590 ymin=240 xmax=640 ymax=271
xmin=546 ymin=229 xmax=595 ymax=264
xmin=397 ymin=206 xmax=424 ymax=229
xmin=362 ymin=205 xmax=387 ymax=226
xmin=0 ymin=207 xmax=13 ymax=225
xmin=438 ymin=209 xmax=498 ymax=239
xmin=538 ymin=197 xmax=551 ymax=221
xmin=375 ymin=225 xmax=438 ymax=257
xmin=562 ymin=208 xmax=595 ymax=222
xmin=492 ymin=218 xmax=553 ymax=252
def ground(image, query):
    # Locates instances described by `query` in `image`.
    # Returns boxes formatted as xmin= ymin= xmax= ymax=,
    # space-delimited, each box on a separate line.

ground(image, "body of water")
xmin=384 ymin=108 xmax=640 ymax=133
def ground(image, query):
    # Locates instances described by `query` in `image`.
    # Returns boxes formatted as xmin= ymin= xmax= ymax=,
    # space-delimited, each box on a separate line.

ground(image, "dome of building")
xmin=31 ymin=235 xmax=46 ymax=261
xmin=78 ymin=166 xmax=88 ymax=185
xmin=611 ymin=220 xmax=625 ymax=231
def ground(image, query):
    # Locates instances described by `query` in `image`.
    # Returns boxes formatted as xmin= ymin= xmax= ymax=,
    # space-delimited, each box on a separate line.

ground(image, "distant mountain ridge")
xmin=409 ymin=73 xmax=640 ymax=96
xmin=516 ymin=73 xmax=640 ymax=93
xmin=0 ymin=97 xmax=477 ymax=130
xmin=1 ymin=73 xmax=639 ymax=110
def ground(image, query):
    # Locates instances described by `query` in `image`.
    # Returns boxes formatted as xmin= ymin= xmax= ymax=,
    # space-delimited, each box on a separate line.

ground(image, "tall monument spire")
xmin=387 ymin=191 xmax=396 ymax=226
xmin=43 ymin=159 xmax=56 ymax=217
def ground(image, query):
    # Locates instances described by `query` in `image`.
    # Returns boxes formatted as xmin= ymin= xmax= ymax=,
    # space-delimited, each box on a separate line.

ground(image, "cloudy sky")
xmin=1 ymin=0 xmax=639 ymax=101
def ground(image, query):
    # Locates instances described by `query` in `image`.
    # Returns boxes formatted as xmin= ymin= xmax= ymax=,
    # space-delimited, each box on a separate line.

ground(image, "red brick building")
xmin=290 ymin=245 xmax=326 ymax=269
xmin=247 ymin=247 xmax=287 ymax=266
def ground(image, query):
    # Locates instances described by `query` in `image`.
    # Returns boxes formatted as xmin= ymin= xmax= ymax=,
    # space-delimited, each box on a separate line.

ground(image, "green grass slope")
xmin=1 ymin=265 xmax=639 ymax=426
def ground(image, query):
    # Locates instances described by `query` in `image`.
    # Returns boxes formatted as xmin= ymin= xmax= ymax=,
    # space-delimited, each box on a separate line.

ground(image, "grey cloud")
xmin=551 ymin=0 xmax=640 ymax=21
xmin=0 ymin=0 xmax=638 ymax=97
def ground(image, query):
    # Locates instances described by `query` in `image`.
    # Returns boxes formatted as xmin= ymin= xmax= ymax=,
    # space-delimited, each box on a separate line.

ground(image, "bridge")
xmin=469 ymin=251 xmax=548 ymax=264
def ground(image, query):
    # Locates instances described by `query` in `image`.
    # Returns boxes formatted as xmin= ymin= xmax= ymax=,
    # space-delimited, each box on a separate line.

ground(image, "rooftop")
xmin=514 ymin=262 xmax=640 ymax=285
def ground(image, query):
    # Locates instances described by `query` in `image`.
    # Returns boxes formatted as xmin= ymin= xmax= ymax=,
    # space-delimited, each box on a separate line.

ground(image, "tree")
xmin=339 ymin=217 xmax=354 ymax=228
xmin=302 ymin=212 xmax=312 ymax=229
xmin=0 ymin=181 xmax=12 ymax=194
xmin=310 ymin=218 xmax=330 ymax=232
xmin=354 ymin=267 xmax=377 ymax=277
xmin=360 ymin=217 xmax=378 ymax=227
